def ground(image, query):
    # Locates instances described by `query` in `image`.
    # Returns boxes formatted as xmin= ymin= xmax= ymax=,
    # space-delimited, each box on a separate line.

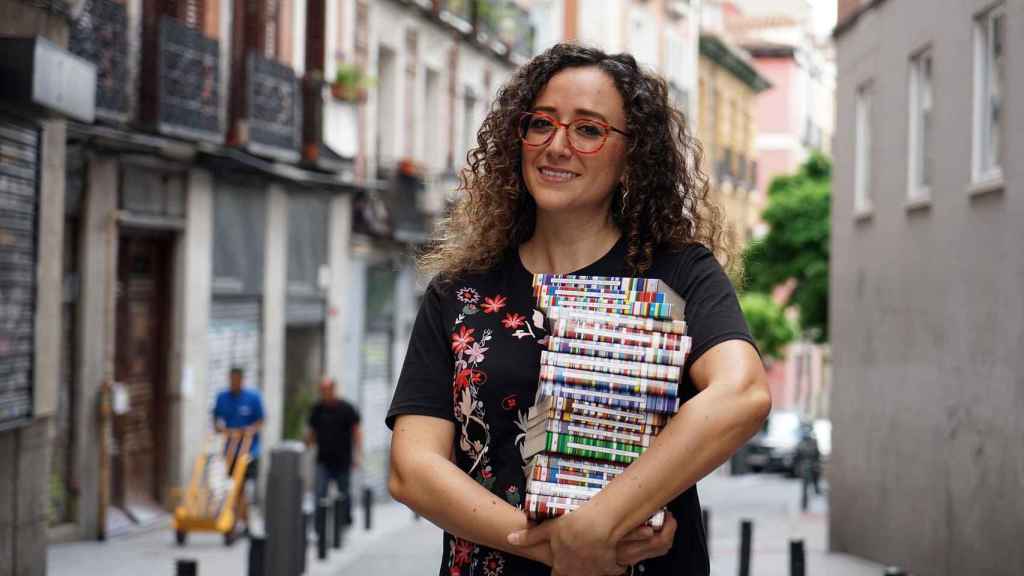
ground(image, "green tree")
xmin=739 ymin=292 xmax=797 ymax=360
xmin=744 ymin=153 xmax=831 ymax=342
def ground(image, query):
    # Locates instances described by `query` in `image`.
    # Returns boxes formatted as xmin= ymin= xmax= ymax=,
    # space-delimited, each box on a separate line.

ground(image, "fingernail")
xmin=507 ymin=532 xmax=522 ymax=545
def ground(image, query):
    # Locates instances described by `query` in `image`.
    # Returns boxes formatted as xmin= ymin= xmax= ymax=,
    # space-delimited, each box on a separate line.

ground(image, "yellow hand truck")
xmin=172 ymin=430 xmax=253 ymax=546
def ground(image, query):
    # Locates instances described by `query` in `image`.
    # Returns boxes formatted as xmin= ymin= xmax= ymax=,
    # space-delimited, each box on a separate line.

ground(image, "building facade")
xmin=0 ymin=0 xmax=533 ymax=558
xmin=832 ymin=0 xmax=1022 ymax=573
xmin=696 ymin=31 xmax=769 ymax=250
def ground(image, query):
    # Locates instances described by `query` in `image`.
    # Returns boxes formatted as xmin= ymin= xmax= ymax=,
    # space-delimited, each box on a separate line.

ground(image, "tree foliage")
xmin=743 ymin=153 xmax=831 ymax=342
xmin=739 ymin=292 xmax=797 ymax=360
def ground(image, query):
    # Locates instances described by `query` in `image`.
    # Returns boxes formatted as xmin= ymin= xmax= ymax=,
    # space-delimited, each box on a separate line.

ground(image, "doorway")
xmin=111 ymin=232 xmax=172 ymax=528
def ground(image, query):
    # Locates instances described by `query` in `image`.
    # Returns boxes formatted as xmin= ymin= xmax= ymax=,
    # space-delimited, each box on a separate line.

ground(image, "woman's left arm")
xmin=510 ymin=339 xmax=771 ymax=574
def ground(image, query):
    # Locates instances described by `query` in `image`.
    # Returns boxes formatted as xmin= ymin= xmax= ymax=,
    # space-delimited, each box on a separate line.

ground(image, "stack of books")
xmin=522 ymin=274 xmax=691 ymax=529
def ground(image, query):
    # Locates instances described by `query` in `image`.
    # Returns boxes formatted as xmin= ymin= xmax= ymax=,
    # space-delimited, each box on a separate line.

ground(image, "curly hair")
xmin=420 ymin=43 xmax=733 ymax=284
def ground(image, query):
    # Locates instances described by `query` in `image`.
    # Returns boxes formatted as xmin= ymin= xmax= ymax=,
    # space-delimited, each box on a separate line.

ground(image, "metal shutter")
xmin=207 ymin=298 xmax=262 ymax=417
xmin=0 ymin=115 xmax=39 ymax=429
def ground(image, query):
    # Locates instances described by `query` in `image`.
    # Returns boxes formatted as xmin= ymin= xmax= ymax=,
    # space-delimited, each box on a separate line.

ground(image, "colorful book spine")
xmin=548 ymin=320 xmax=690 ymax=352
xmin=541 ymin=351 xmax=682 ymax=383
xmin=531 ymin=408 xmax=663 ymax=436
xmin=531 ymin=395 xmax=670 ymax=428
xmin=525 ymin=479 xmax=601 ymax=500
xmin=537 ymin=296 xmax=680 ymax=321
xmin=524 ymin=493 xmax=666 ymax=529
xmin=532 ymin=274 xmax=668 ymax=293
xmin=546 ymin=336 xmax=688 ymax=367
xmin=528 ymin=465 xmax=616 ymax=489
xmin=532 ymin=418 xmax=657 ymax=446
xmin=539 ymin=365 xmax=680 ymax=398
xmin=529 ymin=453 xmax=628 ymax=477
xmin=536 ymin=381 xmax=681 ymax=414
xmin=535 ymin=286 xmax=671 ymax=303
xmin=533 ymin=430 xmax=646 ymax=464
xmin=544 ymin=307 xmax=688 ymax=335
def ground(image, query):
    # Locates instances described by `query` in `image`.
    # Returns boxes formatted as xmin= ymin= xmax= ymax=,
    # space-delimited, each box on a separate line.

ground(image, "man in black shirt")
xmin=306 ymin=377 xmax=362 ymax=530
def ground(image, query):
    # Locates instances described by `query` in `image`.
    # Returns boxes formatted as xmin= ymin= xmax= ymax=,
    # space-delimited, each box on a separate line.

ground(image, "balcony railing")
xmin=155 ymin=15 xmax=221 ymax=143
xmin=498 ymin=2 xmax=534 ymax=62
xmin=439 ymin=0 xmax=473 ymax=33
xmin=245 ymin=52 xmax=301 ymax=161
xmin=69 ymin=0 xmax=129 ymax=121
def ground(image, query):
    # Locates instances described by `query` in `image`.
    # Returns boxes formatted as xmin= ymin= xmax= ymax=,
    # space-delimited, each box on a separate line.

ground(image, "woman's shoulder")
xmin=647 ymin=242 xmax=717 ymax=278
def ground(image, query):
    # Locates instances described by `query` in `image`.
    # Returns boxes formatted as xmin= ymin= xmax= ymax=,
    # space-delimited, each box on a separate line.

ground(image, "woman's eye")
xmin=575 ymin=122 xmax=604 ymax=138
xmin=530 ymin=118 xmax=555 ymax=131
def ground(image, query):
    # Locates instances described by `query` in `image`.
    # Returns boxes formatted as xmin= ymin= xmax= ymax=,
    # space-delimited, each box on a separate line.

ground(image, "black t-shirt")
xmin=386 ymin=237 xmax=754 ymax=576
xmin=309 ymin=399 xmax=361 ymax=470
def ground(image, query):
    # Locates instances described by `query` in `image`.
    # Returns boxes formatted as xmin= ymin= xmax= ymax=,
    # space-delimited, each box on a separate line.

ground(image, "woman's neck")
xmin=520 ymin=211 xmax=621 ymax=275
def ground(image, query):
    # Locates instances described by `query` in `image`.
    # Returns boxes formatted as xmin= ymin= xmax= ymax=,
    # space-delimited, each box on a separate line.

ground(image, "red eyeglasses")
xmin=518 ymin=111 xmax=630 ymax=155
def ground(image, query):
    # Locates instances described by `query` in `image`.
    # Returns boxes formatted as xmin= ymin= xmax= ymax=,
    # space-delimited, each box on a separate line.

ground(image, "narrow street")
xmin=49 ymin=471 xmax=886 ymax=575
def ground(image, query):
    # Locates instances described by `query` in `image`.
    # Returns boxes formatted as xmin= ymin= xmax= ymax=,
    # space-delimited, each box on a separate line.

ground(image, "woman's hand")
xmin=509 ymin=506 xmax=669 ymax=575
xmin=616 ymin=511 xmax=676 ymax=566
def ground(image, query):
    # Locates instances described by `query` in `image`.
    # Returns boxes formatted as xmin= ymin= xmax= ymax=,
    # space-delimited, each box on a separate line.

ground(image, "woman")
xmin=386 ymin=43 xmax=770 ymax=576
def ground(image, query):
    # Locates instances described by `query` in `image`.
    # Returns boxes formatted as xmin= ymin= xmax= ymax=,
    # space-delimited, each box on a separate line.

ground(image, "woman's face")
xmin=521 ymin=66 xmax=629 ymax=218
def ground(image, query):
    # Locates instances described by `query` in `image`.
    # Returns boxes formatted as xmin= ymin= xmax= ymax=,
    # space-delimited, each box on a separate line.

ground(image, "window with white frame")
xmin=972 ymin=3 xmax=1006 ymax=184
xmin=907 ymin=48 xmax=933 ymax=200
xmin=854 ymin=82 xmax=873 ymax=214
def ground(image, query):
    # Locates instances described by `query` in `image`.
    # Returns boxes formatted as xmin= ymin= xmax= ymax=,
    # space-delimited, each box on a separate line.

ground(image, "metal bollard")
xmin=333 ymin=496 xmax=346 ymax=548
xmin=316 ymin=499 xmax=330 ymax=560
xmin=801 ymin=473 xmax=809 ymax=512
xmin=738 ymin=519 xmax=752 ymax=576
xmin=789 ymin=539 xmax=805 ymax=576
xmin=884 ymin=568 xmax=907 ymax=576
xmin=175 ymin=559 xmax=198 ymax=576
xmin=247 ymin=535 xmax=265 ymax=576
xmin=363 ymin=487 xmax=373 ymax=531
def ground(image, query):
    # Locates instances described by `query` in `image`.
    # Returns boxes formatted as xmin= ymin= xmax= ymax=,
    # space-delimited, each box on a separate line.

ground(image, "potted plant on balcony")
xmin=332 ymin=63 xmax=373 ymax=103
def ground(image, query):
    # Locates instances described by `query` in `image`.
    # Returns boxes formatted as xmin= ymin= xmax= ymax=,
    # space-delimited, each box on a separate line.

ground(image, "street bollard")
xmin=801 ymin=473 xmax=809 ymax=512
xmin=316 ymin=498 xmax=330 ymax=560
xmin=789 ymin=539 xmax=805 ymax=576
xmin=333 ymin=496 xmax=346 ymax=548
xmin=175 ymin=559 xmax=197 ymax=576
xmin=247 ymin=535 xmax=265 ymax=576
xmin=266 ymin=443 xmax=305 ymax=576
xmin=738 ymin=519 xmax=752 ymax=576
xmin=884 ymin=568 xmax=907 ymax=576
xmin=363 ymin=487 xmax=373 ymax=531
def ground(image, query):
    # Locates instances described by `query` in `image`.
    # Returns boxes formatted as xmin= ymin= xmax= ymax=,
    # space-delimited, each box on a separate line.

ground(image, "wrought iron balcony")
xmin=498 ymin=2 xmax=534 ymax=62
xmin=241 ymin=52 xmax=301 ymax=161
xmin=439 ymin=0 xmax=473 ymax=34
xmin=69 ymin=0 xmax=129 ymax=121
xmin=153 ymin=15 xmax=221 ymax=143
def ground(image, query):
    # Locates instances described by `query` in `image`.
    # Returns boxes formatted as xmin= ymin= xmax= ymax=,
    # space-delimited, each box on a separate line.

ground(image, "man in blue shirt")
xmin=212 ymin=366 xmax=264 ymax=531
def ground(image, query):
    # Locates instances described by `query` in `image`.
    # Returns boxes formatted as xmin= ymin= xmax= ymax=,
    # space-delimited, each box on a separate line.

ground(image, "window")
xmin=907 ymin=48 xmax=933 ymax=201
xmin=972 ymin=3 xmax=1006 ymax=186
xmin=854 ymin=82 xmax=873 ymax=215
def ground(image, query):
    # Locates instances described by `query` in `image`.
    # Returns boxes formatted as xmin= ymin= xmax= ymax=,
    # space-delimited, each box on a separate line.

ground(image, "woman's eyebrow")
xmin=532 ymin=105 xmax=609 ymax=123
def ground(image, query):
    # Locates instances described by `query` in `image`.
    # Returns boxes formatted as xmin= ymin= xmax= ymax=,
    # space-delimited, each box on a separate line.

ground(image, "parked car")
xmin=736 ymin=410 xmax=821 ymax=476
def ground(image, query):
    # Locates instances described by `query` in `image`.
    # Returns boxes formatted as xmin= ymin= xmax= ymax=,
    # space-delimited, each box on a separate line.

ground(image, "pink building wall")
xmin=754 ymin=57 xmax=797 ymax=134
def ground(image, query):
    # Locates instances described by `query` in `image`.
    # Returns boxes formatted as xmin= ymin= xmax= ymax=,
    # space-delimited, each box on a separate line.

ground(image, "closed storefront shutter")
xmin=207 ymin=298 xmax=262 ymax=415
xmin=0 ymin=115 xmax=39 ymax=429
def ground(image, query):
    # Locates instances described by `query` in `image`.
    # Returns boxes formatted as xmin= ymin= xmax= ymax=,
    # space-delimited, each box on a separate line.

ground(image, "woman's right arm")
xmin=388 ymin=414 xmax=552 ymax=566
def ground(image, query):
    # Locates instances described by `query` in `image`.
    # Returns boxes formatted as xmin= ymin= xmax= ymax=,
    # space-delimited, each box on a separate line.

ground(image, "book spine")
xmin=541 ymin=351 xmax=682 ymax=383
xmin=543 ymin=431 xmax=646 ymax=464
xmin=539 ymin=365 xmax=680 ymax=398
xmin=536 ymin=394 xmax=670 ymax=427
xmin=528 ymin=465 xmax=617 ymax=489
xmin=530 ymin=453 xmax=628 ymax=476
xmin=532 ymin=274 xmax=665 ymax=293
xmin=535 ymin=286 xmax=669 ymax=304
xmin=536 ymin=419 xmax=656 ymax=446
xmin=537 ymin=296 xmax=679 ymax=321
xmin=523 ymin=493 xmax=665 ymax=529
xmin=534 ymin=408 xmax=663 ymax=435
xmin=546 ymin=336 xmax=688 ymax=367
xmin=544 ymin=307 xmax=687 ymax=335
xmin=525 ymin=479 xmax=601 ymax=500
xmin=536 ymin=381 xmax=681 ymax=414
xmin=548 ymin=320 xmax=689 ymax=352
